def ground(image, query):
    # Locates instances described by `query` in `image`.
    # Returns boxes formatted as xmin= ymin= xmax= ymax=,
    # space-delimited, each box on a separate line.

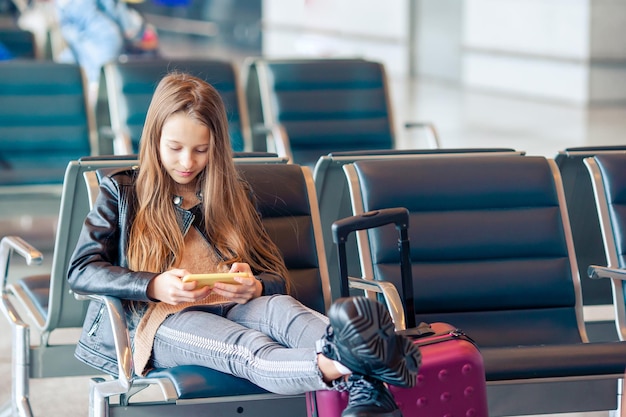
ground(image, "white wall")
xmin=414 ymin=0 xmax=463 ymax=83
xmin=462 ymin=0 xmax=626 ymax=104
xmin=462 ymin=0 xmax=591 ymax=104
xmin=261 ymin=0 xmax=626 ymax=105
xmin=261 ymin=0 xmax=409 ymax=76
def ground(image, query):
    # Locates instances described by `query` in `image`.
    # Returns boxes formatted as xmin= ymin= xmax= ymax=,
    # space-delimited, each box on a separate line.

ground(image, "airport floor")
xmin=1 ymin=31 xmax=625 ymax=417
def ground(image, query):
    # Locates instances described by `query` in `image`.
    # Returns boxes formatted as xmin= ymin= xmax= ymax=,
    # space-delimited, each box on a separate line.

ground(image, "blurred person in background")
xmin=55 ymin=0 xmax=158 ymax=106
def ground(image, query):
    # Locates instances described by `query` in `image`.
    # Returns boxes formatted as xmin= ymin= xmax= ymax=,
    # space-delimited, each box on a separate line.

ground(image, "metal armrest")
xmin=74 ymin=293 xmax=133 ymax=390
xmin=588 ymin=265 xmax=626 ymax=281
xmin=404 ymin=121 xmax=440 ymax=149
xmin=0 ymin=236 xmax=44 ymax=417
xmin=0 ymin=236 xmax=43 ymax=290
xmin=348 ymin=276 xmax=408 ymax=331
xmin=0 ymin=236 xmax=36 ymax=329
xmin=252 ymin=123 xmax=292 ymax=162
xmin=74 ymin=293 xmax=179 ymax=415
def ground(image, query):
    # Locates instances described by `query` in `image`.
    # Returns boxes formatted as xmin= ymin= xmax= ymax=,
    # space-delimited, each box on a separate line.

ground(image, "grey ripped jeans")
xmin=151 ymin=294 xmax=331 ymax=395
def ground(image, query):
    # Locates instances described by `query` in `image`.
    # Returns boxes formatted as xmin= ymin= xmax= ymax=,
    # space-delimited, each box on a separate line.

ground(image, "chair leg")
xmin=13 ymin=320 xmax=34 ymax=417
xmin=90 ymin=377 xmax=132 ymax=417
xmin=1 ymin=301 xmax=35 ymax=417
xmin=89 ymin=378 xmax=109 ymax=417
xmin=619 ymin=376 xmax=625 ymax=417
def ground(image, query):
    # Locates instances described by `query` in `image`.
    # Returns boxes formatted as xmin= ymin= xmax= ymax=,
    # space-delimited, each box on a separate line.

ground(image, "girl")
xmin=68 ymin=72 xmax=421 ymax=417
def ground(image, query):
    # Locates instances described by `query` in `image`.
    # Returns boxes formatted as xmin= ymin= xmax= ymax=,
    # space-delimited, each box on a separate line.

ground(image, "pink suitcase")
xmin=307 ymin=208 xmax=489 ymax=417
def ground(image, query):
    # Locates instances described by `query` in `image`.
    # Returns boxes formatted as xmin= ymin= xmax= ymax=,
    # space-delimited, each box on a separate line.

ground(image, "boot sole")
xmin=328 ymin=297 xmax=421 ymax=387
xmin=342 ymin=407 xmax=403 ymax=417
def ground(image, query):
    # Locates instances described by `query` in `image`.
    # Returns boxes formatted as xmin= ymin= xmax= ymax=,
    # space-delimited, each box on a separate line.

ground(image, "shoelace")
xmin=346 ymin=377 xmax=378 ymax=406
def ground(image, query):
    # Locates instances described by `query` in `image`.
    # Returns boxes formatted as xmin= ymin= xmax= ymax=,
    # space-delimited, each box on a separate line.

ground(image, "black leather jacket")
xmin=68 ymin=167 xmax=287 ymax=375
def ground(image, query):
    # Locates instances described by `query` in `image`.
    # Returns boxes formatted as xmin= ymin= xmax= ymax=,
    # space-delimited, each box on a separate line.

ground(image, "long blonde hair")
xmin=127 ymin=72 xmax=289 ymax=288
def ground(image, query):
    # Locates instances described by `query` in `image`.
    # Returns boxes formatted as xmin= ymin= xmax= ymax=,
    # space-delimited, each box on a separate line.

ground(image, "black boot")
xmin=340 ymin=374 xmax=402 ymax=417
xmin=318 ymin=296 xmax=421 ymax=388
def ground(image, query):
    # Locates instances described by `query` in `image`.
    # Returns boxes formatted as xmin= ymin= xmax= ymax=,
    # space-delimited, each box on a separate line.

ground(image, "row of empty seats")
xmin=5 ymin=152 xmax=626 ymax=417
xmin=556 ymin=146 xmax=626 ymax=341
xmin=0 ymin=55 xmax=440 ymax=194
xmin=97 ymin=58 xmax=250 ymax=156
xmin=0 ymin=59 xmax=96 ymax=194
xmin=98 ymin=56 xmax=440 ymax=165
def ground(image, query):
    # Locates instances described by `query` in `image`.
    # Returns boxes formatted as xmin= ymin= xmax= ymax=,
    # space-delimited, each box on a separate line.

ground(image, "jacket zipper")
xmin=87 ymin=305 xmax=104 ymax=336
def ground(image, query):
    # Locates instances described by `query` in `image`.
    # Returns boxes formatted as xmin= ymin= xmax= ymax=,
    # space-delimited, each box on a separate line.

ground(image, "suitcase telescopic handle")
xmin=331 ymin=207 xmax=416 ymax=328
xmin=332 ymin=207 xmax=409 ymax=243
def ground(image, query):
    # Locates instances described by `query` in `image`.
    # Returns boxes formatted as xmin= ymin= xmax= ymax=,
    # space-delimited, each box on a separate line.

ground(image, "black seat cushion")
xmin=484 ymin=342 xmax=626 ymax=381
xmin=148 ymin=365 xmax=269 ymax=399
xmin=17 ymin=274 xmax=50 ymax=318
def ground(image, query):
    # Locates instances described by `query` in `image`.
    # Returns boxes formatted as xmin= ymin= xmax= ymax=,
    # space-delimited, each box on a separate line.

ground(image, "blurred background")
xmin=2 ymin=0 xmax=626 ymax=156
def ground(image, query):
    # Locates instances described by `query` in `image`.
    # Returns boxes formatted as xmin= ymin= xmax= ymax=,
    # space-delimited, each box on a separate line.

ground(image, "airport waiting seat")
xmin=81 ymin=163 xmax=331 ymax=417
xmin=0 ymin=156 xmax=139 ymax=417
xmin=0 ymin=60 xmax=97 ymax=195
xmin=313 ymin=148 xmax=524 ymax=300
xmin=0 ymin=153 xmax=285 ymax=417
xmin=585 ymin=153 xmax=626 ymax=341
xmin=0 ymin=27 xmax=36 ymax=59
xmin=340 ymin=155 xmax=626 ymax=416
xmin=99 ymin=57 xmax=251 ymax=155
xmin=232 ymin=151 xmax=289 ymax=164
xmin=556 ymin=146 xmax=626 ymax=341
xmin=244 ymin=57 xmax=440 ymax=167
xmin=585 ymin=153 xmax=626 ymax=417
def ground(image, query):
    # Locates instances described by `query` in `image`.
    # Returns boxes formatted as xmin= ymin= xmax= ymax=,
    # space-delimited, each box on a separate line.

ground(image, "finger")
xmin=188 ymin=286 xmax=211 ymax=299
xmin=213 ymin=281 xmax=246 ymax=292
xmin=233 ymin=276 xmax=255 ymax=286
xmin=213 ymin=285 xmax=249 ymax=299
xmin=171 ymin=292 xmax=205 ymax=304
xmin=229 ymin=263 xmax=252 ymax=275
xmin=170 ymin=268 xmax=190 ymax=278
xmin=180 ymin=280 xmax=198 ymax=291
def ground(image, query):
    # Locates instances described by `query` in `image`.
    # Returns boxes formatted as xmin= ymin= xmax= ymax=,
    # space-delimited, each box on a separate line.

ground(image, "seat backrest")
xmin=101 ymin=57 xmax=250 ymax=154
xmin=44 ymin=156 xmax=139 ymax=333
xmin=343 ymin=155 xmax=586 ymax=347
xmin=232 ymin=151 xmax=289 ymax=164
xmin=556 ymin=146 xmax=626 ymax=309
xmin=236 ymin=163 xmax=331 ymax=313
xmin=585 ymin=153 xmax=626 ymax=340
xmin=0 ymin=60 xmax=96 ymax=192
xmin=314 ymin=148 xmax=524 ymax=300
xmin=245 ymin=58 xmax=395 ymax=167
xmin=0 ymin=27 xmax=36 ymax=59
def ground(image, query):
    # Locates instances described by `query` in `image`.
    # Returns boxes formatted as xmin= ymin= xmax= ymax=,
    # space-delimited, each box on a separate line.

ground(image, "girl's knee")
xmin=268 ymin=294 xmax=299 ymax=308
